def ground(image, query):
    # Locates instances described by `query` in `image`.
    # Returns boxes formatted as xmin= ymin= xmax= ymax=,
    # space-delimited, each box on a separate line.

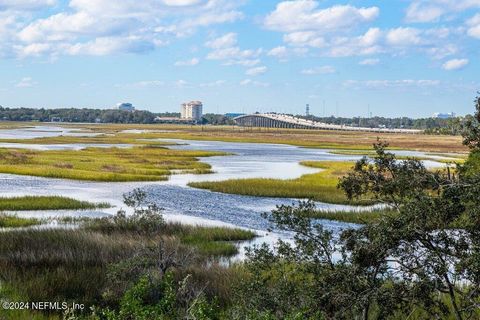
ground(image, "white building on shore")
xmin=181 ymin=101 xmax=202 ymax=121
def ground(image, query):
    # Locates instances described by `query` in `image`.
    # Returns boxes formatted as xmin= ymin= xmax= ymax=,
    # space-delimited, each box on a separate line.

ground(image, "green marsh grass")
xmin=0 ymin=146 xmax=223 ymax=182
xmin=189 ymin=161 xmax=372 ymax=205
xmin=0 ymin=221 xmax=255 ymax=311
xmin=1 ymin=121 xmax=466 ymax=152
xmin=0 ymin=196 xmax=109 ymax=211
xmin=0 ymin=214 xmax=40 ymax=228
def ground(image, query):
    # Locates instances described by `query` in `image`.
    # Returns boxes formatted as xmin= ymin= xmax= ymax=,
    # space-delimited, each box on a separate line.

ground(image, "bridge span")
xmin=234 ymin=113 xmax=422 ymax=134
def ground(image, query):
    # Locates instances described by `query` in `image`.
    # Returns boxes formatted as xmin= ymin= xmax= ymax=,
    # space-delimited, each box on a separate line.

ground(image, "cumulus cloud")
xmin=205 ymin=33 xmax=262 ymax=66
xmin=467 ymin=13 xmax=480 ymax=38
xmin=386 ymin=27 xmax=422 ymax=46
xmin=405 ymin=0 xmax=480 ymax=23
xmin=205 ymin=32 xmax=237 ymax=49
xmin=442 ymin=58 xmax=469 ymax=70
xmin=0 ymin=0 xmax=55 ymax=10
xmin=267 ymin=46 xmax=287 ymax=58
xmin=174 ymin=57 xmax=200 ymax=66
xmin=245 ymin=66 xmax=267 ymax=76
xmin=265 ymin=1 xmax=379 ymax=33
xmin=301 ymin=66 xmax=335 ymax=74
xmin=9 ymin=0 xmax=244 ymax=58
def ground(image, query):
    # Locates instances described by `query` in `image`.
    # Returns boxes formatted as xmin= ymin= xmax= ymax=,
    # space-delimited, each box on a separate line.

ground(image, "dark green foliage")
xmin=0 ymin=106 xmax=156 ymax=123
xmin=298 ymin=114 xmax=466 ymax=133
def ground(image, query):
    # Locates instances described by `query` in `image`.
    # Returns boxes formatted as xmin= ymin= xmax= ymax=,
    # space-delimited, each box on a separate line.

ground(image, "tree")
xmin=238 ymin=94 xmax=480 ymax=319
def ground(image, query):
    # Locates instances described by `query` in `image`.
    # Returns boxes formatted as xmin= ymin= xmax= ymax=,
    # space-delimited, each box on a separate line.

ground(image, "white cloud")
xmin=301 ymin=65 xmax=335 ymax=74
xmin=239 ymin=79 xmax=269 ymax=87
xmin=162 ymin=0 xmax=202 ymax=6
xmin=199 ymin=80 xmax=226 ymax=87
xmin=245 ymin=66 xmax=267 ymax=76
xmin=205 ymin=32 xmax=237 ymax=49
xmin=283 ymin=31 xmax=326 ymax=47
xmin=223 ymin=59 xmax=260 ymax=67
xmin=344 ymin=79 xmax=441 ymax=89
xmin=386 ymin=27 xmax=422 ymax=46
xmin=265 ymin=2 xmax=379 ymax=33
xmin=174 ymin=57 xmax=199 ymax=66
xmin=467 ymin=13 xmax=480 ymax=38
xmin=405 ymin=0 xmax=480 ymax=23
xmin=66 ymin=36 xmax=156 ymax=56
xmin=359 ymin=58 xmax=380 ymax=66
xmin=267 ymin=46 xmax=287 ymax=58
xmin=15 ymin=77 xmax=35 ymax=88
xmin=442 ymin=58 xmax=469 ymax=70
xmin=0 ymin=0 xmax=55 ymax=10
xmin=10 ymin=0 xmax=244 ymax=58
xmin=205 ymin=33 xmax=262 ymax=67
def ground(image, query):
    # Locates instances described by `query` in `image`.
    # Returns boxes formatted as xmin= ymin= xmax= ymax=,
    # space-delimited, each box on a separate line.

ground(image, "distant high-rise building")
xmin=116 ymin=102 xmax=135 ymax=112
xmin=181 ymin=101 xmax=203 ymax=121
xmin=306 ymin=104 xmax=310 ymax=117
xmin=433 ymin=112 xmax=456 ymax=119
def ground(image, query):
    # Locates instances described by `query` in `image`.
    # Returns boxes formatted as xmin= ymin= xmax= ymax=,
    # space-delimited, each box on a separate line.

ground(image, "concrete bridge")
xmin=234 ymin=113 xmax=422 ymax=134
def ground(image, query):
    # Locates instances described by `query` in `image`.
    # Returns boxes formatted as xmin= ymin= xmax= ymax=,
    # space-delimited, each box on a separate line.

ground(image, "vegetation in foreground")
xmin=0 ymin=214 xmax=40 ymax=228
xmin=0 ymin=189 xmax=255 ymax=320
xmin=0 ymin=196 xmax=109 ymax=211
xmin=0 ymin=146 xmax=223 ymax=182
xmin=189 ymin=161 xmax=372 ymax=205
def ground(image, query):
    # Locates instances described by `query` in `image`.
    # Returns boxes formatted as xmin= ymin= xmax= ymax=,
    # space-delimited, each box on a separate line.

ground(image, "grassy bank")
xmin=0 ymin=214 xmax=40 ymax=228
xmin=0 ymin=146 xmax=223 ymax=182
xmin=189 ymin=161 xmax=371 ymax=205
xmin=0 ymin=196 xmax=109 ymax=211
xmin=0 ymin=218 xmax=255 ymax=318
xmin=328 ymin=149 xmax=467 ymax=164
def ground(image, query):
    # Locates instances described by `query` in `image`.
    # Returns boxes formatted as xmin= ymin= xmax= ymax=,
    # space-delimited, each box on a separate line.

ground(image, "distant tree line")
xmin=0 ymin=107 xmax=237 ymax=125
xmin=201 ymin=113 xmax=235 ymax=125
xmin=297 ymin=114 xmax=470 ymax=135
xmin=0 ymin=106 xmax=156 ymax=124
xmin=0 ymin=106 xmax=469 ymax=132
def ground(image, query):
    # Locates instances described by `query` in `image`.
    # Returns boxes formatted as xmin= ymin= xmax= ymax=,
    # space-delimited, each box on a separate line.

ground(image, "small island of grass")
xmin=189 ymin=161 xmax=372 ymax=205
xmin=0 ymin=214 xmax=40 ymax=228
xmin=0 ymin=196 xmax=110 ymax=211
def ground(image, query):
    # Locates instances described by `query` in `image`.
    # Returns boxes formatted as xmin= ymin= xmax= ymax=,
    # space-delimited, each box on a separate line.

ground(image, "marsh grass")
xmin=0 ymin=146 xmax=223 ymax=182
xmin=0 ymin=214 xmax=40 ymax=228
xmin=189 ymin=161 xmax=372 ymax=205
xmin=0 ymin=221 xmax=255 ymax=313
xmin=85 ymin=218 xmax=256 ymax=256
xmin=329 ymin=149 xmax=467 ymax=164
xmin=0 ymin=121 xmax=467 ymax=153
xmin=0 ymin=196 xmax=109 ymax=211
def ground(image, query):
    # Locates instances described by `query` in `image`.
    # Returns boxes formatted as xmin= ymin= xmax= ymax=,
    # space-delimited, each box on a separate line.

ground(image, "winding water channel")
xmin=0 ymin=126 xmax=457 ymax=255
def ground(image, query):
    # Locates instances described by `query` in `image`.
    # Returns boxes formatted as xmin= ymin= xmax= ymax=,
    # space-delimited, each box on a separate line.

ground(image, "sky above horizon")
xmin=0 ymin=0 xmax=479 ymax=118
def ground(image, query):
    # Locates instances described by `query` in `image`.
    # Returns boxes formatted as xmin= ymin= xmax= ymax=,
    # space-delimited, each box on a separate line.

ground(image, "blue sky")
xmin=0 ymin=0 xmax=479 ymax=117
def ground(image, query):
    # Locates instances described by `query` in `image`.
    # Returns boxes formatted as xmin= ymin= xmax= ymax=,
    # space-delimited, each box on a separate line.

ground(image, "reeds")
xmin=0 ymin=146 xmax=222 ymax=182
xmin=0 ymin=196 xmax=109 ymax=211
xmin=189 ymin=161 xmax=372 ymax=205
